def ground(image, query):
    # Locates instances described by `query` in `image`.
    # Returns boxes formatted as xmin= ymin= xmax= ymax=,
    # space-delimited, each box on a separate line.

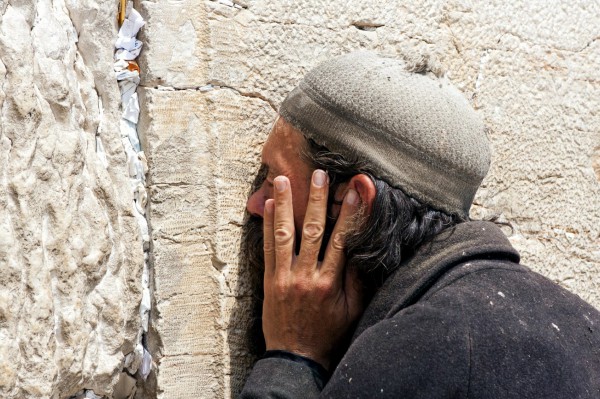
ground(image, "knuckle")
xmin=292 ymin=279 xmax=311 ymax=295
xmin=274 ymin=226 xmax=294 ymax=245
xmin=302 ymin=221 xmax=324 ymax=243
xmin=331 ymin=232 xmax=346 ymax=251
xmin=315 ymin=279 xmax=334 ymax=297
xmin=263 ymin=241 xmax=275 ymax=255
xmin=309 ymin=190 xmax=325 ymax=203
xmin=273 ymin=278 xmax=289 ymax=297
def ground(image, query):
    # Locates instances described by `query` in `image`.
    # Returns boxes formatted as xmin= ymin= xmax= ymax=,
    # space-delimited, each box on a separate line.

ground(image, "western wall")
xmin=0 ymin=0 xmax=598 ymax=398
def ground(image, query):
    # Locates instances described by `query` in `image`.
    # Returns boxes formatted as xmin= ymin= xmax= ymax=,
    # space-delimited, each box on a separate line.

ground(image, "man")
xmin=240 ymin=52 xmax=600 ymax=398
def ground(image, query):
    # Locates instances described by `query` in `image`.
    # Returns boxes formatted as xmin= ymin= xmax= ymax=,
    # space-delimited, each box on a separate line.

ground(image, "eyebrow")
xmin=262 ymin=163 xmax=281 ymax=180
xmin=257 ymin=163 xmax=271 ymax=183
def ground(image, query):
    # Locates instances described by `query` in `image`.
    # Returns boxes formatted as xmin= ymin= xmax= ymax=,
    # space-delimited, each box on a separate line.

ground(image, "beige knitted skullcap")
xmin=279 ymin=51 xmax=490 ymax=218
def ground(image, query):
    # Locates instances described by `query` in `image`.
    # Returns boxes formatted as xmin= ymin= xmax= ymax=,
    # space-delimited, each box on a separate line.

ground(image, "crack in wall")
xmin=351 ymin=20 xmax=385 ymax=31
xmin=85 ymin=2 xmax=153 ymax=398
xmin=141 ymin=82 xmax=278 ymax=112
xmin=209 ymin=83 xmax=277 ymax=112
xmin=578 ymin=36 xmax=600 ymax=52
xmin=209 ymin=0 xmax=246 ymax=9
xmin=252 ymin=17 xmax=340 ymax=33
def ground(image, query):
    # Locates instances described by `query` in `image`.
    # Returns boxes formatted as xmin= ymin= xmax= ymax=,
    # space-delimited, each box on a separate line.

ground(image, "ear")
xmin=332 ymin=174 xmax=376 ymax=218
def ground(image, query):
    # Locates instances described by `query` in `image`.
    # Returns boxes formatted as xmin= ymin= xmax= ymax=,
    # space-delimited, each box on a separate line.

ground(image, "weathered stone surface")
xmin=139 ymin=86 xmax=273 ymax=398
xmin=138 ymin=0 xmax=210 ymax=88
xmin=0 ymin=1 xmax=142 ymax=397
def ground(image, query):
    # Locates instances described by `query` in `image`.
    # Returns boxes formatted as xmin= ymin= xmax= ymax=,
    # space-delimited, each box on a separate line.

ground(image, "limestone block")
xmin=0 ymin=1 xmax=143 ymax=398
xmin=157 ymin=354 xmax=222 ymax=399
xmin=446 ymin=1 xmax=600 ymax=53
xmin=152 ymin=239 xmax=222 ymax=356
xmin=140 ymin=84 xmax=273 ymax=397
xmin=221 ymin=295 xmax=256 ymax=396
xmin=472 ymin=45 xmax=600 ymax=306
xmin=137 ymin=1 xmax=210 ymax=88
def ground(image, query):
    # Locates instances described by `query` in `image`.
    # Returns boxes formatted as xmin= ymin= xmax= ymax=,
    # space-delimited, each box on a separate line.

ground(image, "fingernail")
xmin=274 ymin=177 xmax=287 ymax=192
xmin=313 ymin=169 xmax=326 ymax=187
xmin=264 ymin=199 xmax=274 ymax=214
xmin=346 ymin=189 xmax=358 ymax=205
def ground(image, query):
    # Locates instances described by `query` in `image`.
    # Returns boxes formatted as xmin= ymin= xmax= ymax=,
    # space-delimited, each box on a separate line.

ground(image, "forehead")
xmin=262 ymin=117 xmax=308 ymax=171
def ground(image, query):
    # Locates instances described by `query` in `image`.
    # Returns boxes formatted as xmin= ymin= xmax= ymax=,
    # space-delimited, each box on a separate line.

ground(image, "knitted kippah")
xmin=279 ymin=51 xmax=490 ymax=218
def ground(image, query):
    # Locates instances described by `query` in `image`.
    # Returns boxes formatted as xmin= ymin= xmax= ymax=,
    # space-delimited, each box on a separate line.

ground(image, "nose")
xmin=246 ymin=183 xmax=268 ymax=218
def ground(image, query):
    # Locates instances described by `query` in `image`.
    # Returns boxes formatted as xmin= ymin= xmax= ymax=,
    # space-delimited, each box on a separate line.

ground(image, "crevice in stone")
xmin=160 ymin=350 xmax=222 ymax=358
xmin=207 ymin=81 xmax=277 ymax=112
xmin=209 ymin=0 xmax=246 ymax=9
xmin=242 ymin=16 xmax=340 ymax=33
xmin=232 ymin=0 xmax=249 ymax=9
xmin=111 ymin=2 xmax=154 ymax=398
xmin=153 ymin=233 xmax=181 ymax=244
xmin=150 ymin=181 xmax=195 ymax=187
xmin=351 ymin=20 xmax=385 ymax=31
xmin=211 ymin=255 xmax=227 ymax=272
xmin=139 ymin=84 xmax=209 ymax=91
xmin=155 ymin=290 xmax=183 ymax=304
xmin=141 ymin=82 xmax=278 ymax=112
xmin=578 ymin=36 xmax=599 ymax=52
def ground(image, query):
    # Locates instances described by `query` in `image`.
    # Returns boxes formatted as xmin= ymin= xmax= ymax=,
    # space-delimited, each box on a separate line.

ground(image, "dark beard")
xmin=241 ymin=214 xmax=267 ymax=356
xmin=244 ymin=215 xmax=265 ymax=278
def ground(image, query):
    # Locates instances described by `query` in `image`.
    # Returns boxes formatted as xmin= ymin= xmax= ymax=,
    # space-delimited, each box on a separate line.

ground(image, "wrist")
xmin=265 ymin=344 xmax=331 ymax=371
xmin=262 ymin=350 xmax=331 ymax=386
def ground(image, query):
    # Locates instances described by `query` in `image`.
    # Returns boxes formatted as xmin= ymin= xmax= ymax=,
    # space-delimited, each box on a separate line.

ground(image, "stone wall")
xmin=0 ymin=0 xmax=598 ymax=398
xmin=0 ymin=1 xmax=142 ymax=398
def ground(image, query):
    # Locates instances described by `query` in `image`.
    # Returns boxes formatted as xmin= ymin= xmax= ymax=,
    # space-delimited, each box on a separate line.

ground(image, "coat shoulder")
xmin=420 ymin=260 xmax=600 ymax=398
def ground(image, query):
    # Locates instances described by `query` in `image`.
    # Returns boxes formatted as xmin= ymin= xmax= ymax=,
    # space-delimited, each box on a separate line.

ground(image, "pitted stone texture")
xmin=206 ymin=1 xmax=454 ymax=107
xmin=140 ymin=87 xmax=273 ymax=398
xmin=140 ymin=0 xmax=600 ymax=397
xmin=137 ymin=0 xmax=210 ymax=88
xmin=0 ymin=1 xmax=142 ymax=398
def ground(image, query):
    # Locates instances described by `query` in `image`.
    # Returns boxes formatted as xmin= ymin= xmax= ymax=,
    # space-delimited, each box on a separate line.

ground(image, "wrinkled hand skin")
xmin=262 ymin=169 xmax=365 ymax=371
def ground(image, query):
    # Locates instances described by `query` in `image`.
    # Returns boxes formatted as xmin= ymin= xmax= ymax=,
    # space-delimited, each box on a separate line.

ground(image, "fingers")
xmin=298 ymin=170 xmax=329 ymax=265
xmin=263 ymin=199 xmax=275 ymax=275
xmin=321 ymin=188 xmax=360 ymax=280
xmin=273 ymin=176 xmax=295 ymax=272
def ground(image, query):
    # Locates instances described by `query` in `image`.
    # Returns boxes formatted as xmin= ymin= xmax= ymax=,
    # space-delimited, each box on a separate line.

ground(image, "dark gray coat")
xmin=241 ymin=221 xmax=600 ymax=398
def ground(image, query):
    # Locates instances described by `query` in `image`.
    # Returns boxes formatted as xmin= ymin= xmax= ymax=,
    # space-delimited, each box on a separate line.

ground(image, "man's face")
xmin=246 ymin=117 xmax=314 ymax=232
xmin=243 ymin=117 xmax=315 ymax=356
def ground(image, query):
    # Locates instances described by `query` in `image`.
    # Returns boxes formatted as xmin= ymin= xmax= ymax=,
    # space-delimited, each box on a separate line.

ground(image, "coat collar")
xmin=353 ymin=221 xmax=520 ymax=339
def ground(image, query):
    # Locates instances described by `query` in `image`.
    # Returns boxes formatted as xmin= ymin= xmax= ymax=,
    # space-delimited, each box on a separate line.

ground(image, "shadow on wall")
xmin=228 ymin=166 xmax=268 ymax=397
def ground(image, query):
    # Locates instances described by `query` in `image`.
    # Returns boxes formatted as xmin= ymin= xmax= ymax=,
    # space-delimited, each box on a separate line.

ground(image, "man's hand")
xmin=262 ymin=169 xmax=365 ymax=370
